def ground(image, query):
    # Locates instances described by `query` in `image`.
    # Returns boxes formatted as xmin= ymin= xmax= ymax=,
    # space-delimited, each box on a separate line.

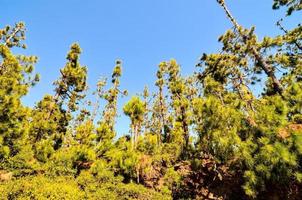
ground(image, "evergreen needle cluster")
xmin=0 ymin=1 xmax=301 ymax=199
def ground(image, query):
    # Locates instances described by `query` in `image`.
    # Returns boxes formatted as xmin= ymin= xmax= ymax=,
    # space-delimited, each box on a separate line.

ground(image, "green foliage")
xmin=123 ymin=96 xmax=146 ymax=124
xmin=0 ymin=2 xmax=301 ymax=199
xmin=273 ymin=0 xmax=302 ymax=15
xmin=0 ymin=176 xmax=85 ymax=200
xmin=124 ymin=96 xmax=146 ymax=148
xmin=0 ymin=22 xmax=38 ymax=160
xmin=54 ymin=43 xmax=87 ymax=112
xmin=30 ymin=95 xmax=69 ymax=161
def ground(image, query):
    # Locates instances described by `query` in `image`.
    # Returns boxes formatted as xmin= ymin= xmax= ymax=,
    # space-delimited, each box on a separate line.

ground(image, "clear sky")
xmin=0 ymin=0 xmax=299 ymax=136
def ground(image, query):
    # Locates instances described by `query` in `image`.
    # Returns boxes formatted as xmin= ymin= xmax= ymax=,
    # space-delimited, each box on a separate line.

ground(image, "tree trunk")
xmin=218 ymin=0 xmax=283 ymax=95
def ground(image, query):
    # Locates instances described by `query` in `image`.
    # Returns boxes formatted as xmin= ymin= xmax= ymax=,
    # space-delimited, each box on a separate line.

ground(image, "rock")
xmin=0 ymin=171 xmax=13 ymax=181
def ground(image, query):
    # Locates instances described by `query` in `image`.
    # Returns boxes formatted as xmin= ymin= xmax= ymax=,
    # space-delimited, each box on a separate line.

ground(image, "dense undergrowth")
xmin=0 ymin=0 xmax=302 ymax=199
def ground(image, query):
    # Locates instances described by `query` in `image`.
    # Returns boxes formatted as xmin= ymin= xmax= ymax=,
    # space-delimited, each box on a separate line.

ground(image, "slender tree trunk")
xmin=136 ymin=167 xmax=140 ymax=184
xmin=180 ymin=106 xmax=189 ymax=154
xmin=217 ymin=0 xmax=283 ymax=95
xmin=159 ymin=86 xmax=165 ymax=145
xmin=134 ymin=125 xmax=138 ymax=149
xmin=131 ymin=124 xmax=135 ymax=149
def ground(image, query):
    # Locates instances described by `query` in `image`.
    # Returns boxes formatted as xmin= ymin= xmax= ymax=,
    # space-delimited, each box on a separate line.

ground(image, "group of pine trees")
xmin=0 ymin=0 xmax=301 ymax=199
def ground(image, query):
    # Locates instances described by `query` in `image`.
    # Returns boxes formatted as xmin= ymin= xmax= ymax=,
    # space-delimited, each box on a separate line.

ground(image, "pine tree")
xmin=123 ymin=96 xmax=146 ymax=149
xmin=164 ymin=59 xmax=192 ymax=157
xmin=30 ymin=95 xmax=68 ymax=162
xmin=1 ymin=2 xmax=302 ymax=199
xmin=0 ymin=22 xmax=39 ymax=160
xmin=273 ymin=0 xmax=302 ymax=15
xmin=151 ymin=62 xmax=169 ymax=144
xmin=215 ymin=0 xmax=284 ymax=96
xmin=96 ymin=60 xmax=127 ymax=156
xmin=54 ymin=43 xmax=87 ymax=112
xmin=30 ymin=43 xmax=87 ymax=160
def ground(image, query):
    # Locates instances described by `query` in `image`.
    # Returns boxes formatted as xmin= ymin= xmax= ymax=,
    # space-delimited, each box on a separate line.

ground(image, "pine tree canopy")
xmin=0 ymin=1 xmax=302 ymax=199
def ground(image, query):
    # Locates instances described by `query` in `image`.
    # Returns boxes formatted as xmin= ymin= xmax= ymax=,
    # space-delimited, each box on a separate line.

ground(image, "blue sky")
xmin=0 ymin=0 xmax=299 ymax=136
